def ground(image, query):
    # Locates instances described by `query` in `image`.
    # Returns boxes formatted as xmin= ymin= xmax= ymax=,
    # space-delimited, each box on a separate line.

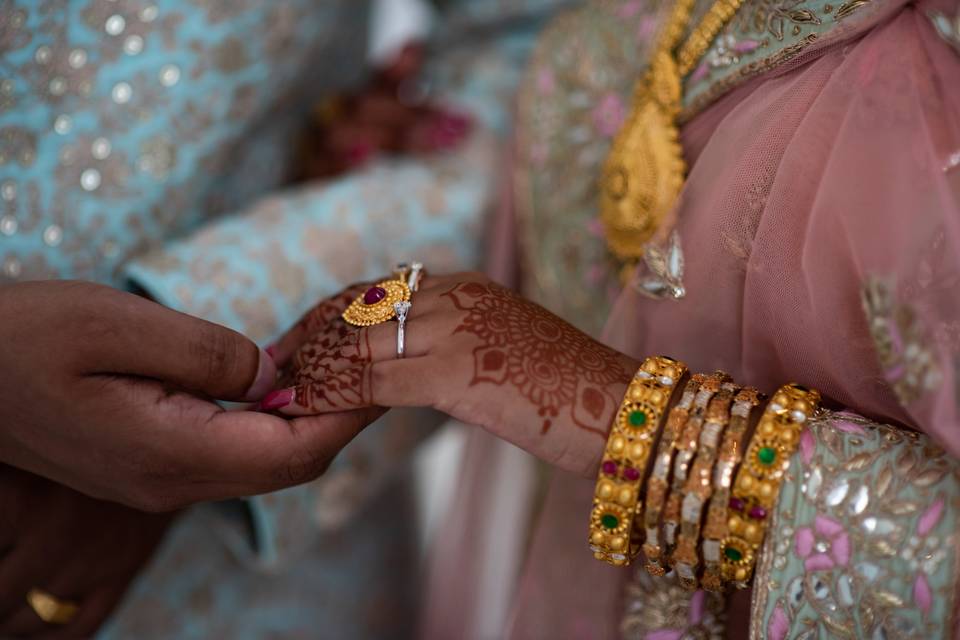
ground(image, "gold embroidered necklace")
xmin=600 ymin=0 xmax=743 ymax=285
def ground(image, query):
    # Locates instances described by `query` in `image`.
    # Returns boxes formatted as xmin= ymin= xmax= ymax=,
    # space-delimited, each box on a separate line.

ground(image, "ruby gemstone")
xmin=602 ymin=461 xmax=618 ymax=476
xmin=623 ymin=467 xmax=641 ymax=481
xmin=748 ymin=506 xmax=768 ymax=520
xmin=363 ymin=286 xmax=387 ymax=305
xmin=728 ymin=497 xmax=745 ymax=512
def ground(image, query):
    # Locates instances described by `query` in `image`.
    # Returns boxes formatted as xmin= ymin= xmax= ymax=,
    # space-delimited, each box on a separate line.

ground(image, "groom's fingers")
xmin=88 ymin=375 xmax=383 ymax=508
xmin=199 ymin=408 xmax=375 ymax=481
xmin=269 ymin=282 xmax=371 ymax=367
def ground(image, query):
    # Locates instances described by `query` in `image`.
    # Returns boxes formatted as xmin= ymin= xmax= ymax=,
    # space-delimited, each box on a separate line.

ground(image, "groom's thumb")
xmin=92 ymin=291 xmax=277 ymax=401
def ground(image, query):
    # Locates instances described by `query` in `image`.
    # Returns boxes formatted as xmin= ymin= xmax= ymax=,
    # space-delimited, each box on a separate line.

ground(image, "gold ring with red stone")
xmin=342 ymin=279 xmax=412 ymax=327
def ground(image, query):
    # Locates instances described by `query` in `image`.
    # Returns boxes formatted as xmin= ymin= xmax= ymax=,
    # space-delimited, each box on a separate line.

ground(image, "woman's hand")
xmin=0 ymin=466 xmax=171 ymax=639
xmin=267 ymin=273 xmax=638 ymax=476
xmin=0 ymin=280 xmax=382 ymax=511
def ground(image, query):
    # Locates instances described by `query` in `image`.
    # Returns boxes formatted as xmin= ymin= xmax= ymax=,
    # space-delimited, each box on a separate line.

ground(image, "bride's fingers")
xmin=269 ymin=282 xmax=371 ymax=367
xmin=292 ymin=323 xmax=360 ymax=373
xmin=266 ymin=358 xmax=443 ymax=416
xmin=293 ymin=303 xmax=446 ymax=374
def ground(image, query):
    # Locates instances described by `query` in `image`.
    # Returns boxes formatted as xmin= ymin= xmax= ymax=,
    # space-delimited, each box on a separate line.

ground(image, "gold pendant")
xmin=600 ymin=51 xmax=686 ymax=270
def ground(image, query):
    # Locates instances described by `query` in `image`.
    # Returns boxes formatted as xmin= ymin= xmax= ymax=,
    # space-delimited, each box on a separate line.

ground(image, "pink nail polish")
xmin=264 ymin=344 xmax=278 ymax=361
xmin=244 ymin=348 xmax=279 ymax=402
xmin=260 ymin=388 xmax=294 ymax=411
xmin=344 ymin=141 xmax=373 ymax=167
xmin=439 ymin=112 xmax=472 ymax=136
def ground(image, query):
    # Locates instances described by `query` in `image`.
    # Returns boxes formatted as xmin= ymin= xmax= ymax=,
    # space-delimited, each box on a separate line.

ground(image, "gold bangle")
xmin=672 ymin=383 xmax=737 ymax=589
xmin=701 ymin=387 xmax=762 ymax=592
xmin=662 ymin=371 xmax=731 ymax=555
xmin=642 ymin=374 xmax=704 ymax=576
xmin=721 ymin=383 xmax=821 ymax=587
xmin=589 ymin=356 xmax=688 ymax=566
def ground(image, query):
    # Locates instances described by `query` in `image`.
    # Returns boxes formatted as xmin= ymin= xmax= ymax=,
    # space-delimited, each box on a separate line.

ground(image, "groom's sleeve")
xmin=121 ymin=126 xmax=498 ymax=568
xmin=120 ymin=4 xmax=552 ymax=566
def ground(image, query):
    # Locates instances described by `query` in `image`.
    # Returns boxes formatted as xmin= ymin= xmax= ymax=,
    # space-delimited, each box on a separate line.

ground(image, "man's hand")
xmin=0 ymin=280 xmax=381 ymax=510
xmin=0 ymin=466 xmax=171 ymax=638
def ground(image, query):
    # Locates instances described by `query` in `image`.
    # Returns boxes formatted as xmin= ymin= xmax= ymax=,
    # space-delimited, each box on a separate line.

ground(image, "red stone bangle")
xmin=588 ymin=356 xmax=688 ymax=566
xmin=721 ymin=383 xmax=820 ymax=588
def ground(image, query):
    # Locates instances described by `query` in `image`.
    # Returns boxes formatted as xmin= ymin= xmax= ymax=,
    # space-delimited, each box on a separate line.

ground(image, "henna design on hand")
xmin=290 ymin=323 xmax=373 ymax=411
xmin=443 ymin=282 xmax=632 ymax=435
xmin=282 ymin=284 xmax=376 ymax=410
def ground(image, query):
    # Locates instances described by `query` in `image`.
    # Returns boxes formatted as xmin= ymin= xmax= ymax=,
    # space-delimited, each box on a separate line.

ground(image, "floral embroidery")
xmin=794 ymin=515 xmax=851 ymax=571
xmin=753 ymin=411 xmax=960 ymax=639
xmin=861 ymin=276 xmax=943 ymax=405
xmin=682 ymin=0 xmax=889 ymax=121
xmin=621 ymin=570 xmax=726 ymax=639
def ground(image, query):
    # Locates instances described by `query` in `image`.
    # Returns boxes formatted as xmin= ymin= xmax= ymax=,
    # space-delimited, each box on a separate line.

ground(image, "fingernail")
xmin=259 ymin=388 xmax=294 ymax=411
xmin=264 ymin=344 xmax=278 ymax=362
xmin=438 ymin=111 xmax=472 ymax=136
xmin=244 ymin=348 xmax=278 ymax=401
xmin=344 ymin=141 xmax=374 ymax=167
xmin=427 ymin=128 xmax=463 ymax=151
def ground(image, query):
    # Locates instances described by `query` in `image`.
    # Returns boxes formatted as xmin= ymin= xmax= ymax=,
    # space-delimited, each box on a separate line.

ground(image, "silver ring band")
xmin=394 ymin=261 xmax=425 ymax=292
xmin=394 ymin=301 xmax=411 ymax=358
xmin=407 ymin=261 xmax=424 ymax=292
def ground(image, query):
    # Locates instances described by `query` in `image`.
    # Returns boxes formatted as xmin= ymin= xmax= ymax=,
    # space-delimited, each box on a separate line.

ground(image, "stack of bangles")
xmin=589 ymin=355 xmax=821 ymax=591
xmin=341 ymin=261 xmax=425 ymax=357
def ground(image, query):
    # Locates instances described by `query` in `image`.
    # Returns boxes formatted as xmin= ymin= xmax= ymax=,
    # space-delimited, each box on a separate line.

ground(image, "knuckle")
xmin=74 ymin=293 xmax=120 ymax=343
xmin=280 ymin=446 xmax=327 ymax=486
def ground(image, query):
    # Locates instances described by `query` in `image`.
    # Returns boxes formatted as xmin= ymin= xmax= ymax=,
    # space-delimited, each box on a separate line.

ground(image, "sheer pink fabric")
xmin=510 ymin=4 xmax=960 ymax=638
xmin=422 ymin=1 xmax=960 ymax=638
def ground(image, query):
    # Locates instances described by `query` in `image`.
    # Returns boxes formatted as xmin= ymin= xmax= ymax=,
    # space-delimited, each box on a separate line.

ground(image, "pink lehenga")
xmin=421 ymin=0 xmax=960 ymax=638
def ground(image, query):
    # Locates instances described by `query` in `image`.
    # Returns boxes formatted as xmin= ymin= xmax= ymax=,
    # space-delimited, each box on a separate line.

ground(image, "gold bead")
xmin=735 ymin=567 xmax=747 ymax=581
xmin=643 ymin=361 xmax=658 ymax=374
xmin=591 ymin=531 xmax=605 ymax=544
xmin=630 ymin=387 xmax=645 ymax=401
xmin=728 ymin=516 xmax=741 ymax=533
xmin=610 ymin=536 xmax=626 ymax=551
xmin=760 ymin=420 xmax=776 ymax=436
xmin=779 ymin=429 xmax=797 ymax=444
xmin=619 ymin=489 xmax=633 ymax=505
xmin=759 ymin=482 xmax=774 ymax=499
xmin=630 ymin=443 xmax=647 ymax=459
xmin=651 ymin=390 xmax=664 ymax=403
xmin=594 ymin=552 xmax=605 ymax=561
xmin=772 ymin=393 xmax=789 ymax=408
xmin=611 ymin=436 xmax=626 ymax=454
xmin=599 ymin=482 xmax=613 ymax=499
xmin=744 ymin=523 xmax=760 ymax=542
xmin=739 ymin=475 xmax=754 ymax=490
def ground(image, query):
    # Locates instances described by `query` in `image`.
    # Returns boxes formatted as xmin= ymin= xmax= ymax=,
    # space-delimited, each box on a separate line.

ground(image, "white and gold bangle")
xmin=642 ymin=374 xmax=703 ymax=576
xmin=672 ymin=383 xmax=736 ymax=589
xmin=662 ymin=372 xmax=731 ymax=554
